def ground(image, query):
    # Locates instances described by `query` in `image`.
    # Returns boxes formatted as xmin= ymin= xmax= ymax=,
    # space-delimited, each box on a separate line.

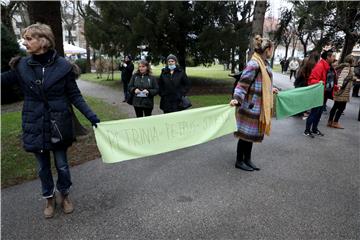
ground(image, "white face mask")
xmin=168 ymin=64 xmax=176 ymax=70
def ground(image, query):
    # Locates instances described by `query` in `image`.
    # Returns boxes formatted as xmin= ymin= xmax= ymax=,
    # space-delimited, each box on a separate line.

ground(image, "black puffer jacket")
xmin=158 ymin=66 xmax=191 ymax=112
xmin=128 ymin=73 xmax=159 ymax=108
xmin=1 ymin=51 xmax=98 ymax=152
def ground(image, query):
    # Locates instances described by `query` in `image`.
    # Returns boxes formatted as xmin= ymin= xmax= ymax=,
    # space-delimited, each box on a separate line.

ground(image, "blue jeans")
xmin=34 ymin=150 xmax=72 ymax=198
xmin=305 ymin=105 xmax=324 ymax=132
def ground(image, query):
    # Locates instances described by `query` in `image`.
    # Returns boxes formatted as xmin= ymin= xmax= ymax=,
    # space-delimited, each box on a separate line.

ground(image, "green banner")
xmin=94 ymin=104 xmax=237 ymax=163
xmin=276 ymin=83 xmax=324 ymax=119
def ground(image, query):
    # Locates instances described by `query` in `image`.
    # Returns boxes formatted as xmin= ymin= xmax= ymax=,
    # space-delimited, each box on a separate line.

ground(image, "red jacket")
xmin=308 ymin=59 xmax=338 ymax=96
xmin=308 ymin=59 xmax=330 ymax=86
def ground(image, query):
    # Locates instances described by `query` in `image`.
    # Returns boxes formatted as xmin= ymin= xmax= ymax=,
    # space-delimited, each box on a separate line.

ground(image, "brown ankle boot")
xmin=44 ymin=197 xmax=55 ymax=218
xmin=327 ymin=120 xmax=333 ymax=127
xmin=61 ymin=195 xmax=74 ymax=214
xmin=332 ymin=122 xmax=344 ymax=129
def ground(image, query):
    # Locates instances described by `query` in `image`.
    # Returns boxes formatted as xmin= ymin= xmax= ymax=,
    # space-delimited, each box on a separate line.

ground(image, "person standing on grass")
xmin=328 ymin=55 xmax=356 ymax=129
xmin=1 ymin=23 xmax=100 ymax=218
xmin=304 ymin=47 xmax=336 ymax=138
xmin=229 ymin=35 xmax=278 ymax=172
xmin=128 ymin=60 xmax=159 ymax=117
xmin=158 ymin=54 xmax=191 ymax=113
xmin=289 ymin=58 xmax=299 ymax=81
xmin=119 ymin=55 xmax=134 ymax=102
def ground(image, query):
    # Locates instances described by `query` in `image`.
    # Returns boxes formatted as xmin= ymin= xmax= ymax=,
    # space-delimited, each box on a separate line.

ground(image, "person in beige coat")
xmin=328 ymin=55 xmax=356 ymax=129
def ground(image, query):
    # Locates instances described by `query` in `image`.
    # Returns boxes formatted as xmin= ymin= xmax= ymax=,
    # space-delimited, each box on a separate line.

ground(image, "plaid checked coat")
xmin=233 ymin=59 xmax=273 ymax=142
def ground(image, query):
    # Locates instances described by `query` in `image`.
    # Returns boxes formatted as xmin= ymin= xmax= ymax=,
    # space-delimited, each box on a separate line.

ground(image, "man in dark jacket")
xmin=158 ymin=54 xmax=191 ymax=113
xmin=119 ymin=55 xmax=134 ymax=102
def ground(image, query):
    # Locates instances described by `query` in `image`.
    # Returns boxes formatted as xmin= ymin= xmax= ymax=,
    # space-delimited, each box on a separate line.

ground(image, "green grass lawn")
xmin=1 ymin=96 xmax=126 ymax=188
xmin=189 ymin=94 xmax=232 ymax=108
xmin=80 ymin=65 xmax=234 ymax=87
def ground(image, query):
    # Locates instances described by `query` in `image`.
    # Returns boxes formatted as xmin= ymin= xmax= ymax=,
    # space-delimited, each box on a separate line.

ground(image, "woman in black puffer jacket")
xmin=128 ymin=60 xmax=159 ymax=117
xmin=1 ymin=23 xmax=99 ymax=218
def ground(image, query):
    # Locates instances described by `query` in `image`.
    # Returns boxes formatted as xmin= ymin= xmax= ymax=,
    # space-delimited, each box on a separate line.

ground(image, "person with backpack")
xmin=327 ymin=55 xmax=356 ymax=129
xmin=229 ymin=35 xmax=278 ymax=171
xmin=304 ymin=47 xmax=336 ymax=138
xmin=128 ymin=60 xmax=159 ymax=117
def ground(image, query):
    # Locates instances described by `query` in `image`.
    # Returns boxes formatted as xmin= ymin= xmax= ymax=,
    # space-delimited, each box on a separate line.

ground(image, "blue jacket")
xmin=1 ymin=52 xmax=98 ymax=152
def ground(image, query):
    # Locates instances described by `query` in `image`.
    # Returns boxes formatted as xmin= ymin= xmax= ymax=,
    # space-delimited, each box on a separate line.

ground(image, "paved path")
xmin=2 ymin=73 xmax=359 ymax=240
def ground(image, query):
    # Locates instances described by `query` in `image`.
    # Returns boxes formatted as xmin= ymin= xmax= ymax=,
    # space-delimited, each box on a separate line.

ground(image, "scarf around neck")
xmin=251 ymin=52 xmax=273 ymax=136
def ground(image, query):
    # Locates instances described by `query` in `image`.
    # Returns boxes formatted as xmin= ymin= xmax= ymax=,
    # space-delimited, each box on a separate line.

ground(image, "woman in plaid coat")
xmin=230 ymin=35 xmax=278 ymax=171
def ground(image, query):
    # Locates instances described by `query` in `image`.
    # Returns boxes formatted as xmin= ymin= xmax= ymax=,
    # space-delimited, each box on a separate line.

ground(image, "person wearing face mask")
xmin=119 ymin=55 xmax=134 ymax=102
xmin=128 ymin=60 xmax=159 ymax=117
xmin=229 ymin=35 xmax=278 ymax=172
xmin=158 ymin=54 xmax=191 ymax=113
xmin=1 ymin=23 xmax=100 ymax=218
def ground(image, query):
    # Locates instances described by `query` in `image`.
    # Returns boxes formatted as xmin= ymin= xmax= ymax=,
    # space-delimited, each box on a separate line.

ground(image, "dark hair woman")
xmin=1 ymin=23 xmax=100 ymax=218
xmin=229 ymin=35 xmax=278 ymax=171
xmin=158 ymin=54 xmax=191 ymax=113
xmin=128 ymin=60 xmax=159 ymax=117
xmin=294 ymin=51 xmax=320 ymax=88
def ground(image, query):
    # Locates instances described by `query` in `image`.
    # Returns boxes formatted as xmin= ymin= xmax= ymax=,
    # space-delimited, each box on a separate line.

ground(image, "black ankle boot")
xmin=244 ymin=159 xmax=260 ymax=171
xmin=235 ymin=161 xmax=254 ymax=171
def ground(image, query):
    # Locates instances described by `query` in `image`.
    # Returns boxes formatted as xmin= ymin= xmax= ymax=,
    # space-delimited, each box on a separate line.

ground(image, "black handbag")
xmin=49 ymin=111 xmax=74 ymax=144
xmin=37 ymin=83 xmax=75 ymax=145
xmin=126 ymin=91 xmax=134 ymax=105
xmin=178 ymin=96 xmax=192 ymax=110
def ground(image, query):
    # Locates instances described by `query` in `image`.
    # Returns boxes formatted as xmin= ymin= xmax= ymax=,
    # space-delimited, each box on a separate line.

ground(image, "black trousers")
xmin=134 ymin=107 xmax=152 ymax=118
xmin=290 ymin=70 xmax=296 ymax=80
xmin=329 ymin=101 xmax=347 ymax=122
xmin=236 ymin=139 xmax=253 ymax=162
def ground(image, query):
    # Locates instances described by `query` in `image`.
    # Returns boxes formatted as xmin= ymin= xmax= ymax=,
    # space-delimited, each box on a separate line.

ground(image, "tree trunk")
xmin=178 ymin=45 xmax=186 ymax=73
xmin=111 ymin=56 xmax=114 ymax=81
xmin=339 ymin=33 xmax=357 ymax=64
xmin=284 ymin=45 xmax=289 ymax=60
xmin=27 ymin=1 xmax=64 ymax=57
xmin=67 ymin=29 xmax=72 ymax=44
xmin=85 ymin=38 xmax=91 ymax=73
xmin=1 ymin=2 xmax=18 ymax=36
xmin=249 ymin=0 xmax=267 ymax=58
xmin=270 ymin=44 xmax=278 ymax=67
xmin=230 ymin=48 xmax=236 ymax=73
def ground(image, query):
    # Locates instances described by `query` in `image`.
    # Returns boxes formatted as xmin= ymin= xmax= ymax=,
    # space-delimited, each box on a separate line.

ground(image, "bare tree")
xmin=77 ymin=0 xmax=92 ymax=72
xmin=1 ymin=0 xmax=22 ymax=35
xmin=61 ymin=0 xmax=80 ymax=45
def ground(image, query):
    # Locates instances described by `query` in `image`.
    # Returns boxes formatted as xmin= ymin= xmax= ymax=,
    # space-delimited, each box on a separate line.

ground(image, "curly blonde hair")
xmin=253 ymin=35 xmax=273 ymax=54
xmin=22 ymin=23 xmax=55 ymax=50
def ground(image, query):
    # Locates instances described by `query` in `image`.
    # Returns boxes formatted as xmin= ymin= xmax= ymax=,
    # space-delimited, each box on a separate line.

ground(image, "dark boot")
xmin=235 ymin=161 xmax=254 ymax=171
xmin=244 ymin=158 xmax=260 ymax=171
xmin=235 ymin=154 xmax=253 ymax=171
